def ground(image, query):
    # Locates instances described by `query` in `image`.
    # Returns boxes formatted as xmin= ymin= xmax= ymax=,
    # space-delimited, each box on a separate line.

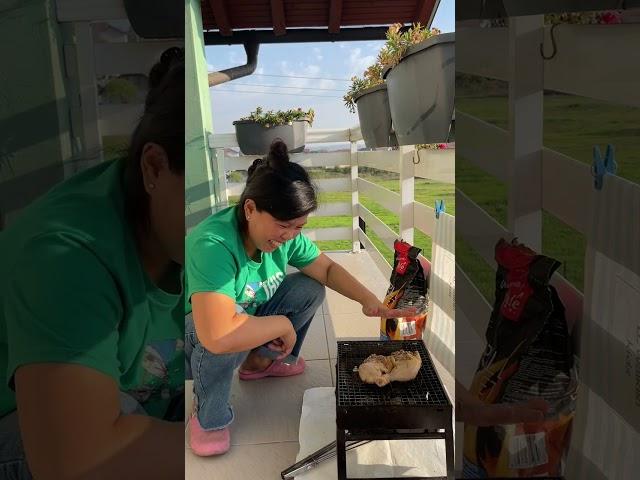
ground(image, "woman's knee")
xmin=294 ymin=272 xmax=326 ymax=306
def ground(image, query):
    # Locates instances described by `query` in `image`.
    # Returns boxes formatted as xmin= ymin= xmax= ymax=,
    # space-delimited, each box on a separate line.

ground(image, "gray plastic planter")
xmin=502 ymin=1 xmax=638 ymax=17
xmin=353 ymin=83 xmax=398 ymax=149
xmin=384 ymin=32 xmax=455 ymax=145
xmin=457 ymin=1 xmax=640 ymax=20
xmin=232 ymin=119 xmax=309 ymax=155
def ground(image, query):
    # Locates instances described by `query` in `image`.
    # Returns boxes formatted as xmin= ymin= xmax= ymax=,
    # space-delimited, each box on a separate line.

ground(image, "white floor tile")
xmin=300 ymin=313 xmax=330 ymax=360
xmin=324 ymin=312 xmax=381 ymax=359
xmin=185 ymin=441 xmax=300 ymax=480
xmin=227 ymin=359 xmax=332 ymax=445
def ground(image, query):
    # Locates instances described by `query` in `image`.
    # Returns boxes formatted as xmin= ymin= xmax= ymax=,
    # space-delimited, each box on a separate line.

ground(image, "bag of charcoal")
xmin=462 ymin=238 xmax=578 ymax=478
xmin=379 ymin=239 xmax=430 ymax=341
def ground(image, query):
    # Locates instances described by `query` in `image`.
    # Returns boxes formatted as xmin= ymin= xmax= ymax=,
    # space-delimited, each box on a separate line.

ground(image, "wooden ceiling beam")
xmin=208 ymin=0 xmax=232 ymax=36
xmin=270 ymin=0 xmax=287 ymax=36
xmin=414 ymin=0 xmax=436 ymax=25
xmin=328 ymin=0 xmax=343 ymax=34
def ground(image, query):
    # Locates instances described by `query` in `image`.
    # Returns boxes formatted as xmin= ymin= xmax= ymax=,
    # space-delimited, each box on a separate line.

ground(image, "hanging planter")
xmin=352 ymin=83 xmax=398 ymax=149
xmin=502 ymin=1 xmax=633 ymax=17
xmin=384 ymin=32 xmax=455 ymax=145
xmin=343 ymin=63 xmax=396 ymax=149
xmin=232 ymin=107 xmax=314 ymax=155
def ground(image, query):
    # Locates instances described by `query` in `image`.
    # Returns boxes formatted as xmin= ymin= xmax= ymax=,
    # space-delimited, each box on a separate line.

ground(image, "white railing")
xmin=456 ymin=20 xmax=640 ymax=334
xmin=209 ymin=128 xmax=455 ymax=277
xmin=57 ymin=5 xmax=181 ymax=175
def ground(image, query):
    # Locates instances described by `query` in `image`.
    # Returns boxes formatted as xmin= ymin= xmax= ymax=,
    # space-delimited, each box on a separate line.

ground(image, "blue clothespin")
xmin=591 ymin=145 xmax=617 ymax=191
xmin=435 ymin=199 xmax=445 ymax=219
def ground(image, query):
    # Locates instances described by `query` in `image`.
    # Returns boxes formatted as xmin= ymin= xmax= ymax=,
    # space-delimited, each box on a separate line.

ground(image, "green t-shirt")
xmin=0 ymin=159 xmax=184 ymax=419
xmin=186 ymin=206 xmax=320 ymax=314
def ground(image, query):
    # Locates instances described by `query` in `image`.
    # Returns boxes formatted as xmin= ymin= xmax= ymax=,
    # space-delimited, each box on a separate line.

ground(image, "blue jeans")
xmin=0 ymin=412 xmax=31 ymax=479
xmin=185 ymin=272 xmax=325 ymax=430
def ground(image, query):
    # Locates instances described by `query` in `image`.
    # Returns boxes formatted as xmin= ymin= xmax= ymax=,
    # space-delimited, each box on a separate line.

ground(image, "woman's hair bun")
xmin=267 ymin=139 xmax=289 ymax=169
xmin=247 ymin=157 xmax=264 ymax=179
xmin=149 ymin=47 xmax=184 ymax=89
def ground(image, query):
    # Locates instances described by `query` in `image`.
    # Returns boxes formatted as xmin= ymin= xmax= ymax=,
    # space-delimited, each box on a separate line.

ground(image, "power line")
xmin=250 ymin=73 xmax=352 ymax=82
xmin=214 ymin=88 xmax=342 ymax=99
xmin=216 ymin=82 xmax=345 ymax=92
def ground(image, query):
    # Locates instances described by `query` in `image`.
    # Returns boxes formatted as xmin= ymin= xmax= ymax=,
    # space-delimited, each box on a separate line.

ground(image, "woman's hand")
xmin=458 ymin=398 xmax=550 ymax=426
xmin=267 ymin=325 xmax=297 ymax=360
xmin=361 ymin=299 xmax=418 ymax=319
xmin=455 ymin=380 xmax=550 ymax=426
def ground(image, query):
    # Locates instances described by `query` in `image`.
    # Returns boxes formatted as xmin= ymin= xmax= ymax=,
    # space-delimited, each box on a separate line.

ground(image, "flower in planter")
xmin=378 ymin=23 xmax=442 ymax=70
xmin=342 ymin=23 xmax=441 ymax=114
xmin=239 ymin=106 xmax=315 ymax=127
xmin=343 ymin=63 xmax=385 ymax=113
xmin=417 ymin=143 xmax=448 ymax=151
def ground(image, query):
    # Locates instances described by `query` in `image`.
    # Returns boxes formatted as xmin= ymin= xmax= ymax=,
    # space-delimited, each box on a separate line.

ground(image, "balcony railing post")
xmin=350 ymin=139 xmax=360 ymax=252
xmin=399 ymin=145 xmax=415 ymax=245
xmin=216 ymin=147 xmax=229 ymax=207
xmin=507 ymin=15 xmax=543 ymax=251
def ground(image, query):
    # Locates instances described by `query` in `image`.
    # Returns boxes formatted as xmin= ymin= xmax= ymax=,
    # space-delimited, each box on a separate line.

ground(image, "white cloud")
xmin=312 ymin=47 xmax=324 ymax=61
xmin=228 ymin=51 xmax=240 ymax=64
xmin=347 ymin=48 xmax=376 ymax=77
xmin=207 ymin=63 xmax=214 ymax=72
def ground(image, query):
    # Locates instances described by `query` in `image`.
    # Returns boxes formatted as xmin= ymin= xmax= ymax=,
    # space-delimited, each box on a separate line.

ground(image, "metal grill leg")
xmin=337 ymin=428 xmax=347 ymax=480
xmin=445 ymin=426 xmax=454 ymax=480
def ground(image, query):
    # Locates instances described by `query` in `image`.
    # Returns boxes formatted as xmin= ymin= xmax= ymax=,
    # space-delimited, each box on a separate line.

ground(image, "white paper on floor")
xmin=293 ymin=387 xmax=446 ymax=479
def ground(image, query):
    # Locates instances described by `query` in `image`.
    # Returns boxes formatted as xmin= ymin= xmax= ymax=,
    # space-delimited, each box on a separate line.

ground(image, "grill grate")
xmin=336 ymin=340 xmax=449 ymax=408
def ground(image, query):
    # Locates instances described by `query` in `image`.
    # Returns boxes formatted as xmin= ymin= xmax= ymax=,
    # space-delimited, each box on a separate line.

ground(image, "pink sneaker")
xmin=238 ymin=357 xmax=306 ymax=381
xmin=189 ymin=414 xmax=230 ymax=456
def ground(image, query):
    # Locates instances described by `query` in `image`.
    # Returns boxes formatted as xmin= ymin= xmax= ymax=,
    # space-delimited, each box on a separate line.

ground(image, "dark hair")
xmin=123 ymin=46 xmax=184 ymax=228
xmin=237 ymin=139 xmax=317 ymax=232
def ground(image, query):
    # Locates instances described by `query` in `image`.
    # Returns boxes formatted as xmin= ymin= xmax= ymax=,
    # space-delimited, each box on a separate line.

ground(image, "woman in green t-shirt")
xmin=186 ymin=140 xmax=416 ymax=456
xmin=0 ymin=48 xmax=185 ymax=479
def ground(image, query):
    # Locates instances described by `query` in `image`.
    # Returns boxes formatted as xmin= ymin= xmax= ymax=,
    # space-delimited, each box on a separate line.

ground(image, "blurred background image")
xmin=456 ymin=1 xmax=640 ymax=478
xmin=0 ymin=1 xmax=184 ymax=478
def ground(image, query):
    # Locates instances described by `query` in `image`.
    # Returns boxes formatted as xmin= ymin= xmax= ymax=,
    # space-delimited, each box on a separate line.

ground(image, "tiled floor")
xmin=185 ymin=251 xmax=433 ymax=479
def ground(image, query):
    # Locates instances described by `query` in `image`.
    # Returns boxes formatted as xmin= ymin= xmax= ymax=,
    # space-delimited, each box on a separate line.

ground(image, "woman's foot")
xmin=189 ymin=415 xmax=230 ymax=456
xmin=239 ymin=351 xmax=273 ymax=373
xmin=238 ymin=356 xmax=306 ymax=380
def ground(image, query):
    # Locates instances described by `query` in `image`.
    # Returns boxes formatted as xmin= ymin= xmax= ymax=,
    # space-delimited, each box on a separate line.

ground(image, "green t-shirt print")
xmin=186 ymin=206 xmax=320 ymax=315
xmin=0 ymin=159 xmax=184 ymax=419
xmin=238 ymin=271 xmax=286 ymax=313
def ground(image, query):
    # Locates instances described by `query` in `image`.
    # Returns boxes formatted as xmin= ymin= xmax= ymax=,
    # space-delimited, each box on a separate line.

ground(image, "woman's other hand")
xmin=459 ymin=398 xmax=550 ymax=426
xmin=361 ymin=300 xmax=418 ymax=319
xmin=267 ymin=325 xmax=297 ymax=360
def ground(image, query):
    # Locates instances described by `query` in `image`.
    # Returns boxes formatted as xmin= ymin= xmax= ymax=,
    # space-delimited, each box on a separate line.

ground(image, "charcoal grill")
xmin=281 ymin=340 xmax=454 ymax=480
xmin=335 ymin=340 xmax=453 ymax=480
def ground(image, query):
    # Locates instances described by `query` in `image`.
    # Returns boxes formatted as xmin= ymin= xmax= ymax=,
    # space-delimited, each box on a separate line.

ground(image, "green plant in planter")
xmin=343 ymin=23 xmax=441 ymax=113
xmin=343 ymin=62 xmax=385 ymax=113
xmin=416 ymin=143 xmax=448 ymax=151
xmin=378 ymin=23 xmax=442 ymax=69
xmin=239 ymin=107 xmax=314 ymax=128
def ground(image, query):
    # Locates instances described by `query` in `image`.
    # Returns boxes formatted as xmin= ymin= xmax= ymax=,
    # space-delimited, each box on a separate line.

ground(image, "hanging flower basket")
xmin=232 ymin=107 xmax=314 ymax=155
xmin=384 ymin=32 xmax=455 ymax=145
xmin=353 ymin=83 xmax=398 ymax=149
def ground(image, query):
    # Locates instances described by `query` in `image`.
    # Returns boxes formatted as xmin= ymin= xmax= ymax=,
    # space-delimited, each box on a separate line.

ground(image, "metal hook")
xmin=413 ymin=150 xmax=421 ymax=165
xmin=540 ymin=23 xmax=559 ymax=60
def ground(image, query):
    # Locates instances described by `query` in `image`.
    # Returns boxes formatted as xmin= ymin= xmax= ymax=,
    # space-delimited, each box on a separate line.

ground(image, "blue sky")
xmin=206 ymin=0 xmax=454 ymax=132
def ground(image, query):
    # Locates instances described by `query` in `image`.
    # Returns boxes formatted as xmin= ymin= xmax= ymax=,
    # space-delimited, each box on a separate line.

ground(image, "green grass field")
xmin=456 ymin=92 xmax=640 ymax=300
xmin=310 ymin=175 xmax=455 ymax=265
xmin=229 ymin=172 xmax=455 ymax=266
